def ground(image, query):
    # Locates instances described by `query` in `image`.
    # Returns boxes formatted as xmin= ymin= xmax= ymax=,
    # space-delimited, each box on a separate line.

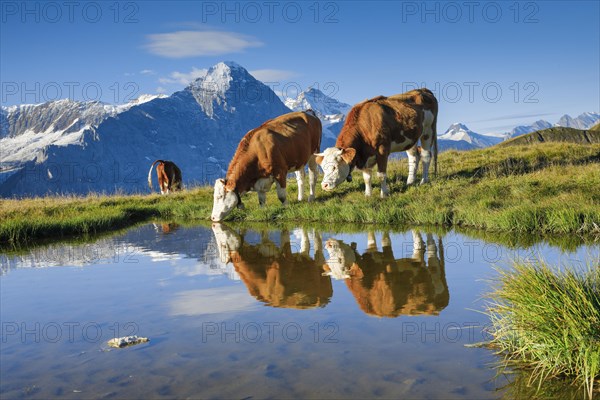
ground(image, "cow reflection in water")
xmin=324 ymin=231 xmax=448 ymax=317
xmin=211 ymin=223 xmax=332 ymax=309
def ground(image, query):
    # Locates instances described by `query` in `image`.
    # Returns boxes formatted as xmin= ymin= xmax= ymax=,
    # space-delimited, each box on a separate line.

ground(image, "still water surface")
xmin=1 ymin=223 xmax=597 ymax=399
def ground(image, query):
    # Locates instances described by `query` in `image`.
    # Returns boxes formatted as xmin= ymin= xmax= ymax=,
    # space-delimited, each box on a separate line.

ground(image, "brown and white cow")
xmin=323 ymin=230 xmax=448 ymax=317
xmin=316 ymin=88 xmax=438 ymax=197
xmin=211 ymin=223 xmax=332 ymax=309
xmin=147 ymin=160 xmax=182 ymax=194
xmin=211 ymin=110 xmax=322 ymax=222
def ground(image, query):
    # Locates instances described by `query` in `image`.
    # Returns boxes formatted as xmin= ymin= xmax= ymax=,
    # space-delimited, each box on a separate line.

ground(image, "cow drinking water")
xmin=211 ymin=110 xmax=322 ymax=222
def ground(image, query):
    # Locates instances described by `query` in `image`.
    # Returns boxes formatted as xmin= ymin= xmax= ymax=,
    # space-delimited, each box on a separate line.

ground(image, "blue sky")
xmin=1 ymin=1 xmax=598 ymax=133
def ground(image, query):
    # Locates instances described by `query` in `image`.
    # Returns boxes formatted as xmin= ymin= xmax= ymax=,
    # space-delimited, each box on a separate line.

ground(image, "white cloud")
xmin=145 ymin=30 xmax=263 ymax=58
xmin=249 ymin=69 xmax=297 ymax=82
xmin=156 ymin=86 xmax=168 ymax=94
xmin=140 ymin=69 xmax=156 ymax=75
xmin=170 ymin=287 xmax=259 ymax=316
xmin=158 ymin=67 xmax=208 ymax=86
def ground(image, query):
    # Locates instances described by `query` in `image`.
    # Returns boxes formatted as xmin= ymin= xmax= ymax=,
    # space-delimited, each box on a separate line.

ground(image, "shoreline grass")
xmin=1 ymin=142 xmax=599 ymax=246
xmin=485 ymin=261 xmax=600 ymax=399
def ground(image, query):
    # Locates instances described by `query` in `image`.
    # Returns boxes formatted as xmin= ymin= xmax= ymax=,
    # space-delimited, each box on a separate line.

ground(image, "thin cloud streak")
xmin=145 ymin=30 xmax=263 ymax=58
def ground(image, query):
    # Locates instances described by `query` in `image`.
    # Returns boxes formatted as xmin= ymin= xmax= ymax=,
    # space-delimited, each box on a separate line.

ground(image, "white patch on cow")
xmin=390 ymin=135 xmax=413 ymax=153
xmin=211 ymin=179 xmax=239 ymax=222
xmin=422 ymin=110 xmax=434 ymax=135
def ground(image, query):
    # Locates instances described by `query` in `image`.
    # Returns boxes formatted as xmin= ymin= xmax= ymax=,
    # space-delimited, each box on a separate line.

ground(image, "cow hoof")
xmin=380 ymin=191 xmax=389 ymax=199
xmin=420 ymin=179 xmax=429 ymax=185
xmin=365 ymin=192 xmax=372 ymax=197
xmin=308 ymin=195 xmax=315 ymax=202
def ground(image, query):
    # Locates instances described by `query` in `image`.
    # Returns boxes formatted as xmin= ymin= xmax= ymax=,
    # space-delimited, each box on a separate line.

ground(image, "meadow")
xmin=1 ymin=142 xmax=599 ymax=246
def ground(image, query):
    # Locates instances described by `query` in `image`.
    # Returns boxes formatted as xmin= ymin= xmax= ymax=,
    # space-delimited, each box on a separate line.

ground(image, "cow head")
xmin=315 ymin=147 xmax=356 ymax=191
xmin=211 ymin=179 xmax=242 ymax=222
xmin=322 ymin=238 xmax=362 ymax=280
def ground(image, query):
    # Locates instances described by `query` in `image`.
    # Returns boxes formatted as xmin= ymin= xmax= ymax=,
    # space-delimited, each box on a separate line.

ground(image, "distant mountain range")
xmin=0 ymin=62 xmax=289 ymax=197
xmin=1 ymin=61 xmax=598 ymax=197
xmin=284 ymin=87 xmax=350 ymax=149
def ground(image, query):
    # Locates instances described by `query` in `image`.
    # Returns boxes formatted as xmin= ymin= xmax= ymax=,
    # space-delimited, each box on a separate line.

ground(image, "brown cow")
xmin=211 ymin=223 xmax=332 ymax=309
xmin=211 ymin=110 xmax=322 ymax=222
xmin=316 ymin=88 xmax=438 ymax=197
xmin=147 ymin=160 xmax=182 ymax=194
xmin=388 ymin=88 xmax=439 ymax=181
xmin=323 ymin=231 xmax=448 ymax=317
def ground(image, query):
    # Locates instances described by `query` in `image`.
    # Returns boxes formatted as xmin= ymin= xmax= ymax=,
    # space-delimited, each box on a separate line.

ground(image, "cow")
xmin=147 ymin=160 xmax=183 ymax=194
xmin=211 ymin=223 xmax=332 ymax=309
xmin=323 ymin=230 xmax=448 ymax=317
xmin=211 ymin=110 xmax=322 ymax=222
xmin=316 ymin=88 xmax=438 ymax=197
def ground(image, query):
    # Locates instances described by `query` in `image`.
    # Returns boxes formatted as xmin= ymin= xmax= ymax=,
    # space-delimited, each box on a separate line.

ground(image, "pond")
xmin=1 ymin=223 xmax=598 ymax=399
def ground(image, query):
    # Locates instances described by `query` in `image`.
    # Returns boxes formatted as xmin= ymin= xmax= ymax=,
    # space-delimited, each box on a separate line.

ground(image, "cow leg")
xmin=420 ymin=147 xmax=432 ymax=184
xmin=366 ymin=231 xmax=377 ymax=252
xmin=362 ymin=169 xmax=373 ymax=196
xmin=420 ymin=120 xmax=435 ymax=184
xmin=299 ymin=228 xmax=309 ymax=255
xmin=257 ymin=191 xmax=267 ymax=207
xmin=378 ymin=172 xmax=389 ymax=198
xmin=307 ymin=157 xmax=318 ymax=202
xmin=376 ymin=154 xmax=390 ymax=198
xmin=406 ymin=145 xmax=420 ymax=185
xmin=295 ymin=169 xmax=305 ymax=202
xmin=275 ymin=181 xmax=288 ymax=206
xmin=412 ymin=230 xmax=425 ymax=261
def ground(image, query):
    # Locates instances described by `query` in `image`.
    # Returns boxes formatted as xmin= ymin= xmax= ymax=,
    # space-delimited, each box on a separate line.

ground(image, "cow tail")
xmin=433 ymin=115 xmax=438 ymax=177
xmin=148 ymin=160 xmax=163 ymax=190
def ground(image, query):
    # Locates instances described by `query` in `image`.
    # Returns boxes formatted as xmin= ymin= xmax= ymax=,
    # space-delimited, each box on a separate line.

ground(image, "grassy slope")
xmin=499 ymin=126 xmax=600 ymax=146
xmin=1 ymin=142 xmax=599 ymax=245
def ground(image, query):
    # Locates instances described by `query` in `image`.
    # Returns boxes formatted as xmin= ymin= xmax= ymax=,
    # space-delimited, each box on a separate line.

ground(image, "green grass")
xmin=1 ymin=142 xmax=599 ymax=246
xmin=485 ymin=261 xmax=600 ymax=399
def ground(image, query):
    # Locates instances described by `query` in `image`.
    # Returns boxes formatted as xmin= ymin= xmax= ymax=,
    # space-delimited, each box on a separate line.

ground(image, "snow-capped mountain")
xmin=285 ymin=88 xmax=351 ymax=147
xmin=0 ymin=61 xmax=290 ymax=197
xmin=555 ymin=112 xmax=600 ymax=130
xmin=510 ymin=120 xmax=553 ymax=137
xmin=439 ymin=123 xmax=503 ymax=149
xmin=506 ymin=113 xmax=599 ymax=138
xmin=0 ymin=95 xmax=170 ymax=170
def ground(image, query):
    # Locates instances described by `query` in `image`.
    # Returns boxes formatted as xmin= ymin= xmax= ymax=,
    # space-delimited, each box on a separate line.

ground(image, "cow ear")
xmin=341 ymin=148 xmax=356 ymax=164
xmin=315 ymin=155 xmax=324 ymax=165
xmin=225 ymin=180 xmax=236 ymax=191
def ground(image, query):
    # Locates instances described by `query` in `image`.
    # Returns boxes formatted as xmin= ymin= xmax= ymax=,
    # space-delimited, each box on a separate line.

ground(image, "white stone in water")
xmin=107 ymin=335 xmax=149 ymax=348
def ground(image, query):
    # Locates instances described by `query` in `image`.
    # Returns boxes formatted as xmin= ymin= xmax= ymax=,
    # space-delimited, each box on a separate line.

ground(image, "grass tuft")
xmin=485 ymin=261 xmax=600 ymax=399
